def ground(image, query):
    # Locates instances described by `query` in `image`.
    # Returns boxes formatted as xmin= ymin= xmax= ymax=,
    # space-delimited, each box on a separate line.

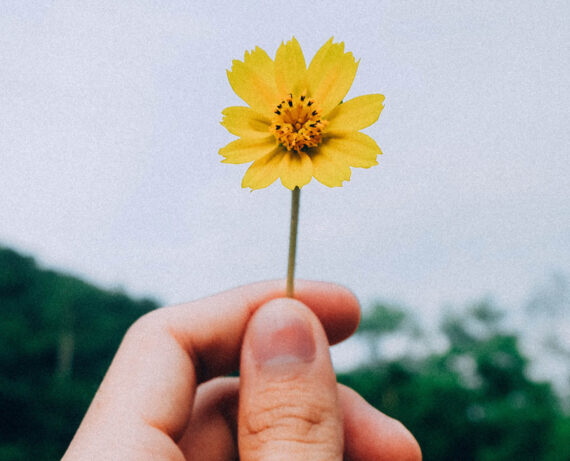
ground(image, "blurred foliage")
xmin=0 ymin=247 xmax=157 ymax=460
xmin=1 ymin=246 xmax=569 ymax=460
xmin=339 ymin=300 xmax=570 ymax=461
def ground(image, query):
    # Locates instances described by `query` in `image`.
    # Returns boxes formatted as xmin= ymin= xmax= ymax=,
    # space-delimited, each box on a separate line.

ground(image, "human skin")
xmin=63 ymin=280 xmax=422 ymax=460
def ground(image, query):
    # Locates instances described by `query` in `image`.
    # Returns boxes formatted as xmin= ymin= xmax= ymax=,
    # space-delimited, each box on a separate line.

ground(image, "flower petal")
xmin=221 ymin=106 xmax=271 ymax=138
xmin=243 ymin=46 xmax=273 ymax=77
xmin=320 ymin=132 xmax=381 ymax=168
xmin=311 ymin=149 xmax=352 ymax=187
xmin=227 ymin=46 xmax=280 ymax=115
xmin=306 ymin=37 xmax=333 ymax=79
xmin=325 ymin=94 xmax=385 ymax=134
xmin=279 ymin=150 xmax=313 ymax=190
xmin=219 ymin=136 xmax=276 ymax=164
xmin=274 ymin=37 xmax=307 ymax=96
xmin=307 ymin=39 xmax=359 ymax=116
xmin=242 ymin=147 xmax=284 ymax=189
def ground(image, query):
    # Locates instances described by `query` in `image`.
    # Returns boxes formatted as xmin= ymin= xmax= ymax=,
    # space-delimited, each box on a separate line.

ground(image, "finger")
xmin=63 ymin=280 xmax=359 ymax=459
xmin=238 ymin=298 xmax=344 ymax=460
xmin=340 ymin=385 xmax=422 ymax=461
xmin=179 ymin=377 xmax=239 ymax=461
xmin=164 ymin=279 xmax=359 ymax=381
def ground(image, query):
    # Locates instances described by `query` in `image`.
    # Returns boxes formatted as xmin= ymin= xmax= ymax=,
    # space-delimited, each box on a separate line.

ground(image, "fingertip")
xmin=221 ymin=279 xmax=360 ymax=345
xmin=339 ymin=385 xmax=422 ymax=461
xmin=334 ymin=283 xmax=361 ymax=335
xmin=293 ymin=280 xmax=361 ymax=344
xmin=246 ymin=298 xmax=318 ymax=367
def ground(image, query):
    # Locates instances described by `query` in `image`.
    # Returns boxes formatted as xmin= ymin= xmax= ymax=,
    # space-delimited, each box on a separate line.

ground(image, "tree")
xmin=339 ymin=300 xmax=568 ymax=460
xmin=0 ymin=247 xmax=157 ymax=460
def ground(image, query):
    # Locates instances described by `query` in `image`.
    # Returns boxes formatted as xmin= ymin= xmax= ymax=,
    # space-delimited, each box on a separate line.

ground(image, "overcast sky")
xmin=1 ymin=0 xmax=569 ymax=336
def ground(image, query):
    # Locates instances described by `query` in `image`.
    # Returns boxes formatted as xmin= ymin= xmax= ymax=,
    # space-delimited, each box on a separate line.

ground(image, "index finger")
xmin=64 ymin=280 xmax=359 ymax=459
xmin=167 ymin=279 xmax=360 ymax=380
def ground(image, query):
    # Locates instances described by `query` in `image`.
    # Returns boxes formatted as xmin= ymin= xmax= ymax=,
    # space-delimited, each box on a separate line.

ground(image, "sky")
xmin=1 ymin=0 xmax=569 ymax=359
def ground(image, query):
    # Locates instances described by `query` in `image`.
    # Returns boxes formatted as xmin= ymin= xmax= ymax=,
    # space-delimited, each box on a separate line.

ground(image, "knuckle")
xmin=123 ymin=309 xmax=168 ymax=346
xmin=242 ymin=390 xmax=340 ymax=446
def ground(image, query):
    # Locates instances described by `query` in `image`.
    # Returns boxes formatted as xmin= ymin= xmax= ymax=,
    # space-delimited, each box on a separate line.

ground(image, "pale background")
xmin=1 ymin=1 xmax=569 ymax=367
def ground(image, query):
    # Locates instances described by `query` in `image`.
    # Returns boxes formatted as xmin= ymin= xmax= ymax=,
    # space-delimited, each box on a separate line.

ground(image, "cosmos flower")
xmin=220 ymin=37 xmax=384 ymax=190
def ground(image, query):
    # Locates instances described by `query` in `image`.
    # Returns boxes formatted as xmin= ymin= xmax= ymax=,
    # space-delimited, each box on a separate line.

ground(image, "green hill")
xmin=0 ymin=247 xmax=157 ymax=460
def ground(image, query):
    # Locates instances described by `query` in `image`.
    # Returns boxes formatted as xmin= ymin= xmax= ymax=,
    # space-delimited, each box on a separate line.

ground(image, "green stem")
xmin=286 ymin=187 xmax=301 ymax=298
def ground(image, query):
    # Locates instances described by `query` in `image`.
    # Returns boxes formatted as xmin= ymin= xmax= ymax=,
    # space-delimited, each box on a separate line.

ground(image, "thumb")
xmin=238 ymin=298 xmax=343 ymax=460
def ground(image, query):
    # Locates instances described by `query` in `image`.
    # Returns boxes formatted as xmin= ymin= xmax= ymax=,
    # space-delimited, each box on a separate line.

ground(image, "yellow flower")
xmin=220 ymin=37 xmax=384 ymax=190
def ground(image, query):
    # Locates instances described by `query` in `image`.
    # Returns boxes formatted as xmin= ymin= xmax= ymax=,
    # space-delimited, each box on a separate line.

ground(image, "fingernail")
xmin=249 ymin=299 xmax=316 ymax=367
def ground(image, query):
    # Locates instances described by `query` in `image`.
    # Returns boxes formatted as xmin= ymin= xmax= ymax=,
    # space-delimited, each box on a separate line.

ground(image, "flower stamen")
xmin=270 ymin=93 xmax=327 ymax=152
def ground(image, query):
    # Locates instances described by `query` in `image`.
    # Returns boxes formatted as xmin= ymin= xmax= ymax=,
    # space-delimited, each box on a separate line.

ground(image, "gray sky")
xmin=1 ymin=0 xmax=569 ymax=329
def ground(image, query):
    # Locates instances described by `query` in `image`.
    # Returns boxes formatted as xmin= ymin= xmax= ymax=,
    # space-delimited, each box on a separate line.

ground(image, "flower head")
xmin=220 ymin=37 xmax=384 ymax=190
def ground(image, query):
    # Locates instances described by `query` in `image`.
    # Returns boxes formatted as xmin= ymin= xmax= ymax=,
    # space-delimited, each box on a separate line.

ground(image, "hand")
xmin=63 ymin=280 xmax=421 ymax=460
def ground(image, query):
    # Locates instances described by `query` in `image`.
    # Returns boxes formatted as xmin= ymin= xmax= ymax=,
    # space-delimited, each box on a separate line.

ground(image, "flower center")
xmin=270 ymin=93 xmax=327 ymax=152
